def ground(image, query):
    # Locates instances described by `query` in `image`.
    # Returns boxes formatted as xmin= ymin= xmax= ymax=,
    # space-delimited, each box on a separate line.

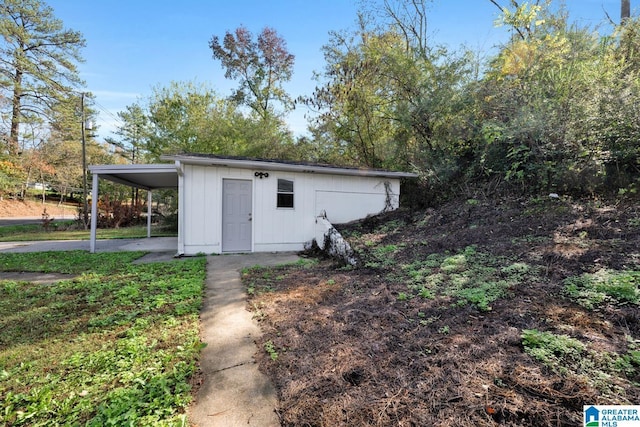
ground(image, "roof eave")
xmin=161 ymin=155 xmax=418 ymax=179
xmin=89 ymin=164 xmax=177 ymax=174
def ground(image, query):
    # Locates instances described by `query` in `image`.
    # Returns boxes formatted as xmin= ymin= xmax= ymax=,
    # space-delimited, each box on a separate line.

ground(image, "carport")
xmin=88 ymin=164 xmax=178 ymax=253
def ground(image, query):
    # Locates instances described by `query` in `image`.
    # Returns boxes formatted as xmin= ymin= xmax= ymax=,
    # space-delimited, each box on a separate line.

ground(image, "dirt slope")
xmin=0 ymin=199 xmax=77 ymax=218
xmin=244 ymin=195 xmax=639 ymax=426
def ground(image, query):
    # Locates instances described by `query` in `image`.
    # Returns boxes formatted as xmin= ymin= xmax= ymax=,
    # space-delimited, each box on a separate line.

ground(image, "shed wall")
xmin=180 ymin=164 xmax=400 ymax=255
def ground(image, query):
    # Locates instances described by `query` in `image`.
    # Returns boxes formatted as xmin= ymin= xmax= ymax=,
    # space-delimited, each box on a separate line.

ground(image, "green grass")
xmin=0 ymin=224 xmax=177 ymax=242
xmin=0 ymin=251 xmax=144 ymax=274
xmin=0 ymin=251 xmax=206 ymax=426
xmin=0 ymin=222 xmax=73 ymax=239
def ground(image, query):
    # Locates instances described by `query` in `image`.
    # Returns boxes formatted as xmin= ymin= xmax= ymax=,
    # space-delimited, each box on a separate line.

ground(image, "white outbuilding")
xmin=89 ymin=154 xmax=416 ymax=255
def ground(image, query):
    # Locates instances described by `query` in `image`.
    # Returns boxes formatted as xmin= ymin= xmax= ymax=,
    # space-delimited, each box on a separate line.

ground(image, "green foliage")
xmin=454 ymin=281 xmax=509 ymax=312
xmin=114 ymin=81 xmax=298 ymax=161
xmin=264 ymin=340 xmax=279 ymax=361
xmin=306 ymin=9 xmax=475 ymax=174
xmin=521 ymin=329 xmax=586 ymax=374
xmin=522 ymin=329 xmax=639 ymax=392
xmin=301 ymin=0 xmax=640 ymax=198
xmin=397 ymin=291 xmax=410 ymax=301
xmin=0 ymin=252 xmax=206 ymax=425
xmin=0 ymin=159 xmax=26 ymax=196
xmin=109 ymin=26 xmax=304 ymax=162
xmin=378 ymin=219 xmax=406 ymax=233
xmin=141 ymin=81 xmax=255 ymax=159
xmin=363 ymin=244 xmax=401 ymax=269
xmin=0 ymin=251 xmax=143 ymax=274
xmin=399 ymin=246 xmax=522 ymax=311
xmin=0 ymin=0 xmax=85 ymax=156
xmin=564 ymin=269 xmax=639 ymax=309
xmin=478 ymin=4 xmax=640 ymax=195
xmin=107 ymin=104 xmax=152 ymax=164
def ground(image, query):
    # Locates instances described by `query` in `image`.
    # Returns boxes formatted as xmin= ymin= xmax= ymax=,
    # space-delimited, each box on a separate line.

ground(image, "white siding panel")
xmin=254 ymin=242 xmax=305 ymax=252
xmin=315 ymin=190 xmax=387 ymax=224
xmin=181 ymin=164 xmax=403 ymax=255
xmin=184 ymin=243 xmax=220 ymax=254
xmin=314 ymin=176 xmax=400 ymax=224
xmin=183 ymin=165 xmax=222 ymax=254
xmin=185 ymin=166 xmax=206 ymax=245
xmin=207 ymin=167 xmax=221 ymax=250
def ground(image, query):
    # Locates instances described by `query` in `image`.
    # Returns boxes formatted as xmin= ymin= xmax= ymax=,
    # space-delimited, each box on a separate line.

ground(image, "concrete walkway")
xmin=189 ymin=253 xmax=299 ymax=427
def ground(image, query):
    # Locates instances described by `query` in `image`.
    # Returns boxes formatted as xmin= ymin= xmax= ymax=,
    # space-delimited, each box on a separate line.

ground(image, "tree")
xmin=305 ymin=24 xmax=409 ymax=168
xmin=305 ymin=0 xmax=474 ymax=177
xmin=106 ymin=104 xmax=150 ymax=164
xmin=45 ymin=93 xmax=99 ymax=205
xmin=477 ymin=0 xmax=640 ymax=193
xmin=373 ymin=0 xmax=433 ymax=55
xmin=0 ymin=0 xmax=85 ymax=155
xmin=209 ymin=26 xmax=295 ymax=121
xmin=141 ymin=81 xmax=251 ymax=159
xmin=0 ymin=158 xmax=24 ymax=196
xmin=113 ymin=81 xmax=296 ymax=161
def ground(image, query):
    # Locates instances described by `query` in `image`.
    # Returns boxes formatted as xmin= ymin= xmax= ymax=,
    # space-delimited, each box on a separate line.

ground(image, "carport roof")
xmin=88 ymin=164 xmax=178 ymax=190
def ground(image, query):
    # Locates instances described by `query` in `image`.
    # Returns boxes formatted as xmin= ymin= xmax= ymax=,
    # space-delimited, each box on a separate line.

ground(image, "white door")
xmin=222 ymin=179 xmax=252 ymax=252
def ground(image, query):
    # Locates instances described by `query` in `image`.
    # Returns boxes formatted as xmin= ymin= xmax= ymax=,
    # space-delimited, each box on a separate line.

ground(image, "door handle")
xmin=248 ymin=213 xmax=252 ymax=222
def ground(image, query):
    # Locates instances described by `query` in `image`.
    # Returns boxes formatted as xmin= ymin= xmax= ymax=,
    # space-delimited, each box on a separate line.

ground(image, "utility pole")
xmin=622 ymin=0 xmax=631 ymax=23
xmin=81 ymin=92 xmax=89 ymax=229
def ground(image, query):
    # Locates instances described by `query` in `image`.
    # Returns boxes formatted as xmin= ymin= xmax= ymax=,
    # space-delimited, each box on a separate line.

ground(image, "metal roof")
xmin=88 ymin=155 xmax=417 ymax=190
xmin=88 ymin=164 xmax=178 ymax=190
xmin=162 ymin=154 xmax=418 ymax=179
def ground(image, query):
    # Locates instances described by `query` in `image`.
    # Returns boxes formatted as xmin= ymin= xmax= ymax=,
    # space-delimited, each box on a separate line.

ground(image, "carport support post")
xmin=147 ymin=190 xmax=152 ymax=238
xmin=90 ymin=173 xmax=99 ymax=253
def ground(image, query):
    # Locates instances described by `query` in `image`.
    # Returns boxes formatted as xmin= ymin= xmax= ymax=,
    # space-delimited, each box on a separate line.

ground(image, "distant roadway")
xmin=0 ymin=217 xmax=46 ymax=226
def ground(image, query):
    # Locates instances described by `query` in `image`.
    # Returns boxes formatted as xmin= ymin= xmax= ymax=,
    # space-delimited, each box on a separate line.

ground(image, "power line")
xmin=93 ymin=99 xmax=124 ymax=125
xmin=68 ymin=84 xmax=126 ymax=129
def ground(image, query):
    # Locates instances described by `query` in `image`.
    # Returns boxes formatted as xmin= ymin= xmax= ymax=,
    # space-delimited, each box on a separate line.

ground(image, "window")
xmin=277 ymin=179 xmax=294 ymax=208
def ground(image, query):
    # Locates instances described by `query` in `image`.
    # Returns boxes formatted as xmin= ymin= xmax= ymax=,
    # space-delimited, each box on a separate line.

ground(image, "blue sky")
xmin=45 ymin=0 xmax=621 ymax=140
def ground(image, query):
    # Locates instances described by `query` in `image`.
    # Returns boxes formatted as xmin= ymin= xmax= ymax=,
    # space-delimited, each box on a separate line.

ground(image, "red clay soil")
xmin=0 ymin=199 xmax=77 ymax=218
xmin=244 ymin=195 xmax=639 ymax=426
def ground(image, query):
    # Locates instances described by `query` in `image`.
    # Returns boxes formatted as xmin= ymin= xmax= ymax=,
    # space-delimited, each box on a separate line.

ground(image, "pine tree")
xmin=0 ymin=0 xmax=85 ymax=155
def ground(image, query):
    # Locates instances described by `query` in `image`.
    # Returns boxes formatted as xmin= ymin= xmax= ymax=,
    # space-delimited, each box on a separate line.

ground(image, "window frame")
xmin=276 ymin=178 xmax=294 ymax=209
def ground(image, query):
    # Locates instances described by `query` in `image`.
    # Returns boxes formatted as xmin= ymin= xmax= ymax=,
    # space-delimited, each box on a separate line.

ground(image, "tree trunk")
xmin=9 ymin=68 xmax=23 ymax=156
xmin=40 ymin=171 xmax=45 ymax=203
xmin=58 ymin=186 xmax=66 ymax=206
